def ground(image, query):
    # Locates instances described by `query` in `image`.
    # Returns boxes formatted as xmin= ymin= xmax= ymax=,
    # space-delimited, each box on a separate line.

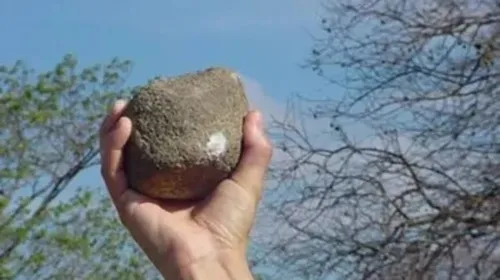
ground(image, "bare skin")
xmin=99 ymin=100 xmax=273 ymax=279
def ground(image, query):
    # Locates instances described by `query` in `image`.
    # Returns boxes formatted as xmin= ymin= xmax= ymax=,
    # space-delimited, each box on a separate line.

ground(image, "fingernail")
xmin=115 ymin=99 xmax=127 ymax=107
xmin=110 ymin=99 xmax=127 ymax=113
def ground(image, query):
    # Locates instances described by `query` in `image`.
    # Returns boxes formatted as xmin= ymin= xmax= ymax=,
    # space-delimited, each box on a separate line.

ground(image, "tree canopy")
xmin=0 ymin=54 xmax=160 ymax=279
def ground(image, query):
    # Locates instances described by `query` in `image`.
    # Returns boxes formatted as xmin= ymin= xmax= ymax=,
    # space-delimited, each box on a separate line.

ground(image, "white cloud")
xmin=238 ymin=74 xmax=297 ymax=168
xmin=239 ymin=74 xmax=285 ymax=125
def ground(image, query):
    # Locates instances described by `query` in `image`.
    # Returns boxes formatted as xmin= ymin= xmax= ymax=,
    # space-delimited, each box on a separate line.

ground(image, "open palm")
xmin=99 ymin=100 xmax=272 ymax=279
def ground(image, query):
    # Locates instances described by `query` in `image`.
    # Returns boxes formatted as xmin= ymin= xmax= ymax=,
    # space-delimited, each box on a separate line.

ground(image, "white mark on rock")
xmin=205 ymin=132 xmax=227 ymax=158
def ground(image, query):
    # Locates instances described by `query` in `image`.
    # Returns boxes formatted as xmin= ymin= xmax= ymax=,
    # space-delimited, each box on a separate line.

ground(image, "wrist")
xmin=162 ymin=249 xmax=254 ymax=280
xmin=183 ymin=250 xmax=253 ymax=280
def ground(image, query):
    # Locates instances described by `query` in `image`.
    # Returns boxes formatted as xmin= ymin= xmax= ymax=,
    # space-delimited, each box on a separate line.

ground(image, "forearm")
xmin=159 ymin=250 xmax=254 ymax=280
xmin=178 ymin=254 xmax=253 ymax=280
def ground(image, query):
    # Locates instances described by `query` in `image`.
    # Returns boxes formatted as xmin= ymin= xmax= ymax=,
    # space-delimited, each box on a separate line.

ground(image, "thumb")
xmin=230 ymin=110 xmax=273 ymax=200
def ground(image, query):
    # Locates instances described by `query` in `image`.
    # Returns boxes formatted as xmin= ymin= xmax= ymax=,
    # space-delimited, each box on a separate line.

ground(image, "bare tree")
xmin=264 ymin=0 xmax=500 ymax=279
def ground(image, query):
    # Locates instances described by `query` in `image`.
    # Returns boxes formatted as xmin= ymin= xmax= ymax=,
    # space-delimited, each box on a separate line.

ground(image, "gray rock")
xmin=122 ymin=67 xmax=248 ymax=200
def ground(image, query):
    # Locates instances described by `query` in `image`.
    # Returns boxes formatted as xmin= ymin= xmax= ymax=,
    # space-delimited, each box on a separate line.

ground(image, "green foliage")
xmin=0 ymin=54 xmax=160 ymax=279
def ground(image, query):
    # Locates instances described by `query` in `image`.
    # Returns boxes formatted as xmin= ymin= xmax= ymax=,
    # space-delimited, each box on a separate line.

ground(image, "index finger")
xmin=99 ymin=100 xmax=131 ymax=203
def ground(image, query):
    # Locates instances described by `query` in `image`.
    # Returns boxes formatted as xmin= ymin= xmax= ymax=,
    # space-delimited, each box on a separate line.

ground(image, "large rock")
xmin=122 ymin=67 xmax=248 ymax=200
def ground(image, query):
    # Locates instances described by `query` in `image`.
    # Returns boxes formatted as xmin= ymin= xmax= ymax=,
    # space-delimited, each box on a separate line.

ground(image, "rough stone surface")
xmin=122 ymin=67 xmax=248 ymax=200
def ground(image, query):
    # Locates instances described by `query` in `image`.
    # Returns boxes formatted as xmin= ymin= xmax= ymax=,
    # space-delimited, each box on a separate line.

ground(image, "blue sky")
xmin=0 ymin=0 xmax=327 ymax=104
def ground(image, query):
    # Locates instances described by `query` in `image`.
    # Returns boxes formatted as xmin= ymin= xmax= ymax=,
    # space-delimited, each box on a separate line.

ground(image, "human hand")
xmin=99 ymin=100 xmax=273 ymax=279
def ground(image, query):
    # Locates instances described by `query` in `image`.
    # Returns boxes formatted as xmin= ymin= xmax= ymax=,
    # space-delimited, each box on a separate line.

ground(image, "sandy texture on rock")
xmin=122 ymin=67 xmax=248 ymax=200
